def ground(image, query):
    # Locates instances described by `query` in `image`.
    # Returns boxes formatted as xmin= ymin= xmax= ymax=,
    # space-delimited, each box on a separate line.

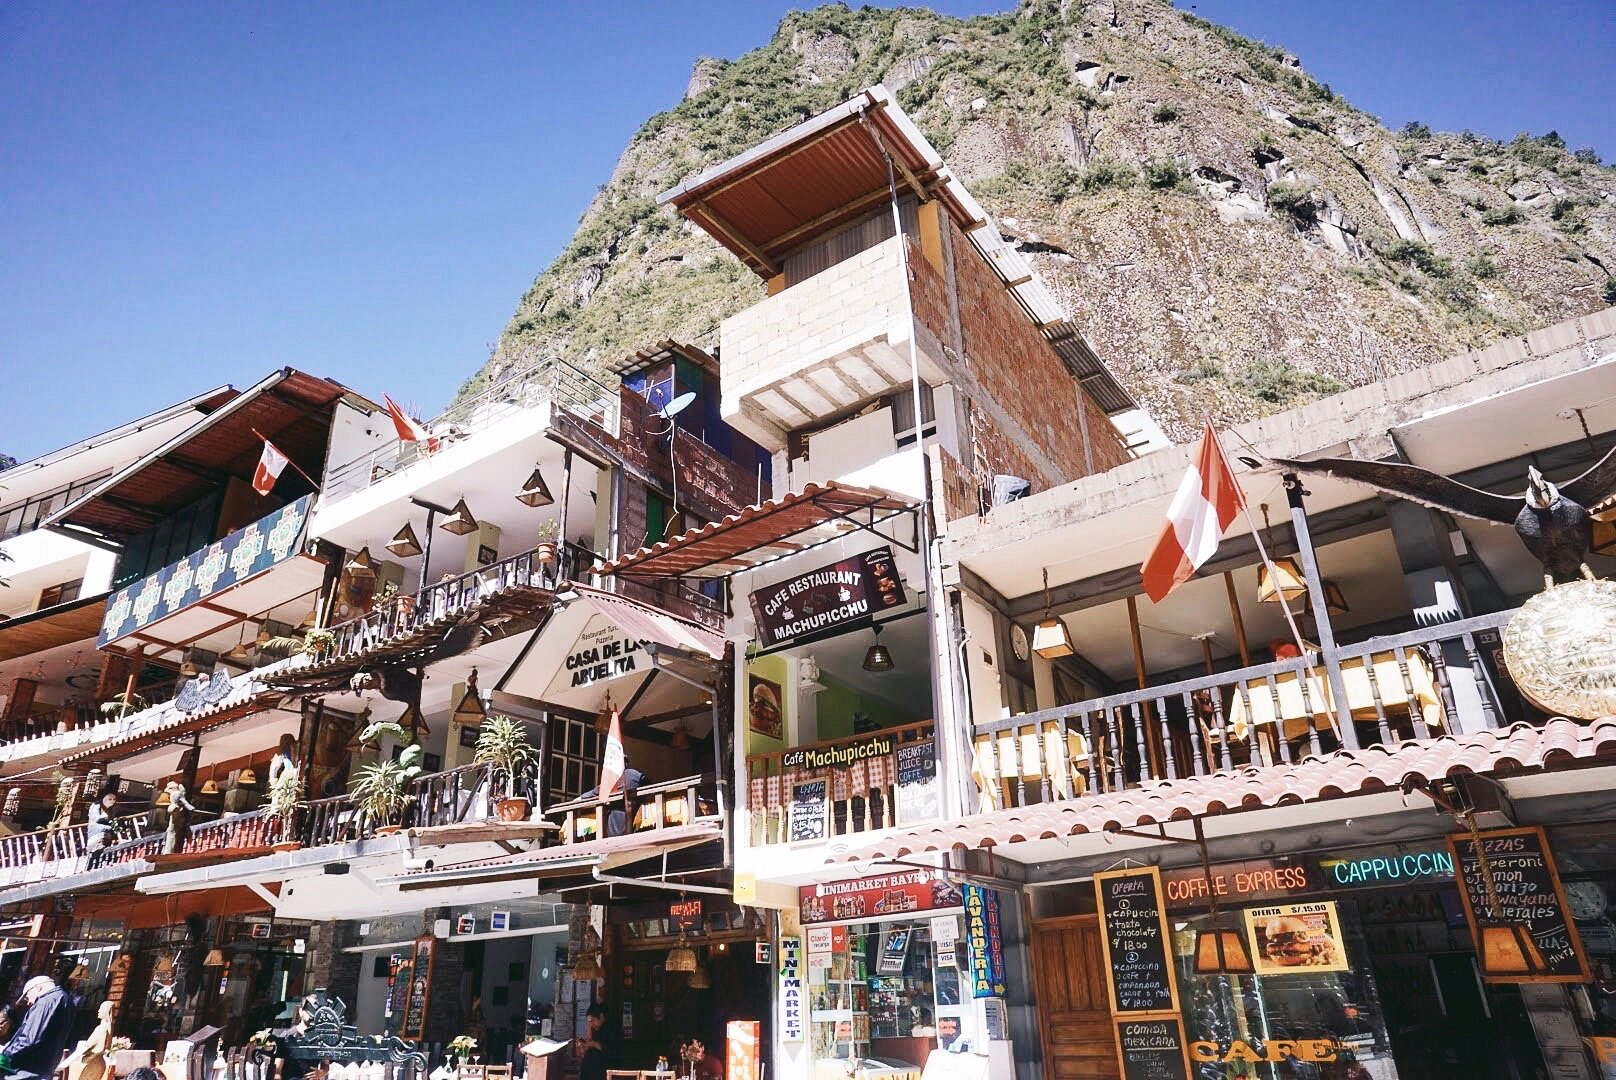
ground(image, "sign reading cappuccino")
xmin=750 ymin=547 xmax=906 ymax=647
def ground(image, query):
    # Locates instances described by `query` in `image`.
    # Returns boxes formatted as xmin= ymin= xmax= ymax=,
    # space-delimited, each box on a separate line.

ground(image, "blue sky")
xmin=3 ymin=1 xmax=1612 ymax=463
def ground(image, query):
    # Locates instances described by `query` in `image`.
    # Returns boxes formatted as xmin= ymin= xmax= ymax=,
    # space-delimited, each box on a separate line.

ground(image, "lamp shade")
xmin=687 ymin=964 xmax=711 ymax=989
xmin=1302 ymin=578 xmax=1350 ymax=616
xmin=571 ymin=953 xmax=602 ymax=981
xmin=237 ymin=768 xmax=258 ymax=786
xmin=203 ymin=949 xmax=227 ymax=968
xmin=515 ymin=468 xmax=554 ymax=508
xmin=1480 ymin=923 xmax=1546 ymax=975
xmin=862 ymin=624 xmax=894 ymax=672
xmin=385 ymin=523 xmax=423 ymax=558
xmin=453 ymin=677 xmax=486 ymax=727
xmin=439 ymin=499 xmax=479 ymax=535
xmin=345 ymin=547 xmax=378 ymax=580
xmin=670 ymin=725 xmax=691 ymax=750
xmin=200 ymin=777 xmax=220 ymax=795
xmin=665 ymin=943 xmax=698 ymax=972
xmin=1031 ymin=617 xmax=1075 ymax=660
xmin=1191 ymin=927 xmax=1254 ymax=975
xmin=1257 ymin=557 xmax=1307 ymax=604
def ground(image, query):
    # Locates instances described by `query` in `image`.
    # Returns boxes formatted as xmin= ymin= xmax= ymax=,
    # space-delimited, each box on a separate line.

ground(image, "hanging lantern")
xmin=515 ymin=468 xmax=554 ymax=508
xmin=687 ymin=962 xmax=711 ymax=989
xmin=439 ymin=499 xmax=480 ymax=535
xmin=665 ymin=926 xmax=698 ymax=973
xmin=385 ymin=522 xmax=424 ymax=558
xmin=345 ymin=547 xmax=378 ymax=580
xmin=1031 ymin=569 xmax=1075 ymax=659
xmin=670 ymin=724 xmax=691 ymax=750
xmin=1301 ymin=579 xmax=1350 ymax=616
xmin=571 ymin=952 xmax=602 ymax=981
xmin=1191 ymin=924 xmax=1254 ymax=975
xmin=862 ymin=624 xmax=895 ymax=672
xmin=1256 ymin=557 xmax=1307 ymax=605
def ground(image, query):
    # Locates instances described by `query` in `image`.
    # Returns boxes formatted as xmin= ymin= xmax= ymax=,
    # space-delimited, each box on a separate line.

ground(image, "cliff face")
xmin=472 ymin=0 xmax=1616 ymax=440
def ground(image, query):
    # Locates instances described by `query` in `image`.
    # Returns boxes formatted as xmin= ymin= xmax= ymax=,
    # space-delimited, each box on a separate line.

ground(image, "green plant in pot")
xmin=474 ymin=714 xmax=534 ymax=821
xmin=533 ymin=519 xmax=560 ymax=568
xmin=350 ymin=720 xmax=424 ymax=835
xmin=266 ymin=766 xmax=304 ymax=851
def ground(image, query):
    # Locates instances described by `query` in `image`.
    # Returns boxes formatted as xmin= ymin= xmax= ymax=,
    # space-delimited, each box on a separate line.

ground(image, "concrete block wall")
xmin=719 ymin=236 xmax=913 ymax=415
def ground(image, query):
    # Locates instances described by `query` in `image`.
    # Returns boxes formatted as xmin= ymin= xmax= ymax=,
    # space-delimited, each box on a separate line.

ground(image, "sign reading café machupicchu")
xmin=750 ymin=547 xmax=906 ymax=647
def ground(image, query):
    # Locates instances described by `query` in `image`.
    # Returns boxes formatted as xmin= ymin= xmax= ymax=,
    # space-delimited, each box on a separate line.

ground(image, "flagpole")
xmin=251 ymin=429 xmax=320 ymax=489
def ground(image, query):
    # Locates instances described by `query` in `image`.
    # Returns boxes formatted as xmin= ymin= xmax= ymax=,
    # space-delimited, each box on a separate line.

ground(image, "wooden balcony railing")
xmin=973 ymin=610 xmax=1518 ymax=809
xmin=0 ymin=812 xmax=150 ymax=886
xmin=315 ymin=543 xmax=584 ymax=666
xmin=746 ymin=720 xmax=936 ymax=845
xmin=545 ymin=774 xmax=720 ymax=844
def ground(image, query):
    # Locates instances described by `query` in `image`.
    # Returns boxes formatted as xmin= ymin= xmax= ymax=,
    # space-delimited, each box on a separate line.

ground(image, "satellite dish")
xmin=659 ymin=391 xmax=697 ymax=420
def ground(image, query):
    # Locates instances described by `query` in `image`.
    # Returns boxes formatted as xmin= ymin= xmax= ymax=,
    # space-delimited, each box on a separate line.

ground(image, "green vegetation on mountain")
xmin=470 ymin=0 xmax=1616 ymax=438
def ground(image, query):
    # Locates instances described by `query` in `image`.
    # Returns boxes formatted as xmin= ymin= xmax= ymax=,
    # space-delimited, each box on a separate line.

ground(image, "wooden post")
xmin=1125 ymin=595 xmax=1163 ymax=778
xmin=1198 ymin=634 xmax=1216 ymax=676
xmin=557 ymin=449 xmax=574 ymax=576
xmin=1223 ymin=572 xmax=1252 ymax=667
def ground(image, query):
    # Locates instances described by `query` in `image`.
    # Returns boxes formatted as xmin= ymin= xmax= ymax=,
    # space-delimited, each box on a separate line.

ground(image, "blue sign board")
xmin=963 ymin=883 xmax=1007 ymax=999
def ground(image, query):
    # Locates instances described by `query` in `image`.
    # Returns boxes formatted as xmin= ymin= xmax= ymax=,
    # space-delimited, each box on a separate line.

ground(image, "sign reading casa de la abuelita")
xmin=750 ymin=547 xmax=906 ymax=647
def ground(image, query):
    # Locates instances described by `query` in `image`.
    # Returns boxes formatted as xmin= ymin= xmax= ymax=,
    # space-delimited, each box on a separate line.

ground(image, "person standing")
xmin=577 ymin=1004 xmax=610 ymax=1080
xmin=0 ymin=975 xmax=75 ymax=1080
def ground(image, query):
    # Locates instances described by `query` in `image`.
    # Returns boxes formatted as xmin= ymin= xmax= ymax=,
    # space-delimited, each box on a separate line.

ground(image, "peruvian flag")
xmin=1140 ymin=421 xmax=1247 ymax=603
xmin=599 ymin=708 xmax=625 ymax=796
xmin=383 ymin=394 xmax=440 ymax=452
xmin=252 ymin=439 xmax=290 ymax=496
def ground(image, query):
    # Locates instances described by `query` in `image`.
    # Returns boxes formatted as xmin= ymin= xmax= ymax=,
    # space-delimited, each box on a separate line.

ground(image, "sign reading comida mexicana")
xmin=749 ymin=547 xmax=907 ymax=647
xmin=545 ymin=613 xmax=644 ymax=697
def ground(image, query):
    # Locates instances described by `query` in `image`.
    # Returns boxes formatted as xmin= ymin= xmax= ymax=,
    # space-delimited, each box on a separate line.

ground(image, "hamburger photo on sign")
xmin=1243 ymin=901 xmax=1350 ymax=975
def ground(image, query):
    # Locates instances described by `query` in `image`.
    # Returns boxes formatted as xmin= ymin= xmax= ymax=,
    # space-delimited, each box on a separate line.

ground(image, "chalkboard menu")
xmin=1094 ymin=867 xmax=1179 ymax=1015
xmin=401 ymin=935 xmax=435 ymax=1040
xmin=895 ymin=739 xmax=939 ymax=823
xmin=789 ymin=779 xmax=829 ymax=843
xmin=1112 ymin=1018 xmax=1191 ymax=1080
xmin=1448 ymin=825 xmax=1589 ymax=983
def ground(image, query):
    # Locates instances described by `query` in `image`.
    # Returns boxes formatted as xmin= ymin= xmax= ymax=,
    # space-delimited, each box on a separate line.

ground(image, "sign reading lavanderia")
xmin=750 ymin=547 xmax=906 ymax=648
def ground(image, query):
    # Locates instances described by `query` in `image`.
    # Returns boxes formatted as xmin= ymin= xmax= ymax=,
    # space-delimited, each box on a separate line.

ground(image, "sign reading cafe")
xmin=750 ymin=547 xmax=907 ymax=647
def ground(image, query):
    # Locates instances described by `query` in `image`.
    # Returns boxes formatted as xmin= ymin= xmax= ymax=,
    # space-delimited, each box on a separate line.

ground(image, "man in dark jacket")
xmin=0 ymin=975 xmax=74 ymax=1080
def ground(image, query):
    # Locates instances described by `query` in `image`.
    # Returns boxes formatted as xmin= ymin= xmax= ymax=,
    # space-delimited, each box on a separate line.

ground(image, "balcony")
xmin=718 ymin=235 xmax=949 ymax=450
xmin=270 ymin=542 xmax=587 ymax=691
xmin=970 ymin=611 xmax=1521 ymax=807
xmin=98 ymin=495 xmax=323 ymax=654
xmin=322 ymin=357 xmax=619 ymax=500
xmin=745 ymin=720 xmax=937 ymax=847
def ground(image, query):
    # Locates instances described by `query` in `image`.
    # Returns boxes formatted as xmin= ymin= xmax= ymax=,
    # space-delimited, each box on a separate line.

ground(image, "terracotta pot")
xmin=375 ymin=824 xmax=404 ymax=836
xmin=535 ymin=542 xmax=558 ymax=567
xmin=271 ymin=840 xmax=301 ymax=853
xmin=495 ymin=797 xmax=530 ymax=822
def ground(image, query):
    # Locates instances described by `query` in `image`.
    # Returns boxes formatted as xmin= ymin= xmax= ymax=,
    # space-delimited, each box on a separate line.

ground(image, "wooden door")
xmin=1030 ymin=915 xmax=1119 ymax=1080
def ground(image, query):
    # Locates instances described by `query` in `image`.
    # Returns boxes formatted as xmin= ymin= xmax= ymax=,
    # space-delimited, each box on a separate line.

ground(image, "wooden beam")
xmin=621 ymin=701 xmax=712 ymax=732
xmin=690 ymin=198 xmax=780 ymax=277
xmin=1223 ymin=571 xmax=1252 ymax=667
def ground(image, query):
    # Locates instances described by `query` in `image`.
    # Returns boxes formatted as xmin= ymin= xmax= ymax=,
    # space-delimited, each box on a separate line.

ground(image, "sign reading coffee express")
xmin=750 ymin=547 xmax=906 ymax=647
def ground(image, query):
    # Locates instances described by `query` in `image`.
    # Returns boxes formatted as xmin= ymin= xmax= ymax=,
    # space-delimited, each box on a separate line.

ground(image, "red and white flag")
xmin=383 ymin=394 xmax=440 ymax=452
xmin=1140 ymin=421 xmax=1247 ymax=603
xmin=599 ymin=708 xmax=625 ymax=796
xmin=252 ymin=439 xmax=290 ymax=496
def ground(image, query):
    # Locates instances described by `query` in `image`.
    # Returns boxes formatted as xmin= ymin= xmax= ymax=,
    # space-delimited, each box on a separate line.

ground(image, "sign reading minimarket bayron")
xmin=749 ymin=547 xmax=907 ymax=648
xmin=546 ymin=613 xmax=643 ymax=696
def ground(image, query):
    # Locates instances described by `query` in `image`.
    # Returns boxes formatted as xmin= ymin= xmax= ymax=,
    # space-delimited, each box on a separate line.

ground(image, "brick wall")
xmin=944 ymin=218 xmax=1130 ymax=489
xmin=608 ymin=386 xmax=761 ymax=530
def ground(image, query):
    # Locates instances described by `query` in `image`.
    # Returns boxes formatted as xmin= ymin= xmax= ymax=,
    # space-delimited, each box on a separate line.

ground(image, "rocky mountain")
xmin=469 ymin=0 xmax=1616 ymax=440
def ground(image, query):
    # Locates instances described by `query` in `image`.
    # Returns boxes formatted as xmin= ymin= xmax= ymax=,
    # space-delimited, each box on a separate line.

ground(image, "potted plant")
xmin=266 ymin=767 xmax=304 ymax=851
xmin=474 ymin=714 xmax=534 ymax=821
xmin=301 ymin=627 xmax=337 ymax=658
xmin=533 ymin=519 xmax=560 ymax=567
xmin=447 ymin=1035 xmax=478 ymax=1067
xmin=99 ymin=694 xmax=148 ymax=721
xmin=350 ymin=720 xmax=424 ymax=835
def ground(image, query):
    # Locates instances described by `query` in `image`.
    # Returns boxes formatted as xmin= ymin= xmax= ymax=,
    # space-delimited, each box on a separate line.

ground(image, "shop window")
xmin=37 ymin=578 xmax=83 ymax=609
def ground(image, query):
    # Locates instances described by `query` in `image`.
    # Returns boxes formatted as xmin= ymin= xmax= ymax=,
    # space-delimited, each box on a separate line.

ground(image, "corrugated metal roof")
xmin=45 ymin=369 xmax=358 ymax=540
xmin=832 ymin=717 xmax=1616 ymax=863
xmin=597 ymin=481 xmax=915 ymax=580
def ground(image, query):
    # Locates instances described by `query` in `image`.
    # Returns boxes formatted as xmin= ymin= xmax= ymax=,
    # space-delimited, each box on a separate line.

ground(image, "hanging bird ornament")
xmin=1273 ymin=444 xmax=1616 ymax=719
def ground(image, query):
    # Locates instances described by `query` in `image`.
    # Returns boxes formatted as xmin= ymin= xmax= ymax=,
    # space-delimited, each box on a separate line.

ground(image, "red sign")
xmin=1160 ymin=860 xmax=1312 ymax=910
xmin=726 ymin=1021 xmax=759 ymax=1080
xmin=670 ymin=898 xmax=703 ymax=929
xmin=799 ymin=870 xmax=963 ymax=924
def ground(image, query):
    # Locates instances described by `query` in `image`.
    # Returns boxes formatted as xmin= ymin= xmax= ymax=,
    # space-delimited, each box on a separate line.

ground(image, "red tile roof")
xmin=834 ymin=718 xmax=1616 ymax=863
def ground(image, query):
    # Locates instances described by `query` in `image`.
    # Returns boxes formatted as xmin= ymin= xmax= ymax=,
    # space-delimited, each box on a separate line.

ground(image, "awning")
xmin=833 ymin=717 xmax=1616 ymax=865
xmin=73 ymin=885 xmax=273 ymax=929
xmin=498 ymin=584 xmax=724 ymax=720
xmin=382 ymin=820 xmax=724 ymax=891
xmin=53 ymin=681 xmax=283 ymax=769
xmin=0 ymin=594 xmax=107 ymax=662
xmin=597 ymin=481 xmax=914 ymax=581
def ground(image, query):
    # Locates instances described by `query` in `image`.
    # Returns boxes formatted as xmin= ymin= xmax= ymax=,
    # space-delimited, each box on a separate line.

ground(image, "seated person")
xmin=577 ymin=761 xmax=646 ymax=837
xmin=679 ymin=1037 xmax=723 ymax=1080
